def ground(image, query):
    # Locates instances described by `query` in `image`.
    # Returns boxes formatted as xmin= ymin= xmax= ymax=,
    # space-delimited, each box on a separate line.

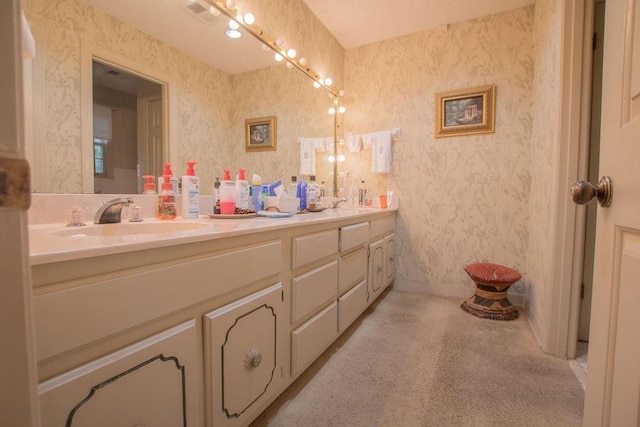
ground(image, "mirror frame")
xmin=80 ymin=41 xmax=175 ymax=194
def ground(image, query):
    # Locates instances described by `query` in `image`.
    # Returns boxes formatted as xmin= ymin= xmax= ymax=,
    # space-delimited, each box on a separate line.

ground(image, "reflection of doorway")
xmin=91 ymin=60 xmax=163 ymax=194
xmin=572 ymin=0 xmax=605 ymax=381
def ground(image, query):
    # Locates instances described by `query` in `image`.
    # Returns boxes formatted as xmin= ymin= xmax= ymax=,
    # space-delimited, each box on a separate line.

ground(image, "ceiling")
xmin=84 ymin=0 xmax=534 ymax=75
xmin=302 ymin=0 xmax=534 ymax=49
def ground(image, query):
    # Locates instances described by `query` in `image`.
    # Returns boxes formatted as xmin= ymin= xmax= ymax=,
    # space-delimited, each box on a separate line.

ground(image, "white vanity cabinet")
xmin=31 ymin=209 xmax=396 ymax=426
xmin=204 ymin=283 xmax=284 ymax=427
xmin=38 ymin=320 xmax=199 ymax=427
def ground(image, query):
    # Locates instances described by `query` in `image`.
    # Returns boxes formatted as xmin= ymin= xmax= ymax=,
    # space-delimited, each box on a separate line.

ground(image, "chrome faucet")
xmin=331 ymin=198 xmax=347 ymax=208
xmin=94 ymin=197 xmax=134 ymax=224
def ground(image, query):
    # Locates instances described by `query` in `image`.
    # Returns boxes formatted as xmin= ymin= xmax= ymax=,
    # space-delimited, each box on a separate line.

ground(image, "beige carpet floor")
xmin=251 ymin=289 xmax=584 ymax=427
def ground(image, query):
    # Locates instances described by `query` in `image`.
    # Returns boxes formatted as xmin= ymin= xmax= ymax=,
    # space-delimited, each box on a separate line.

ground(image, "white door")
xmin=582 ymin=0 xmax=640 ymax=425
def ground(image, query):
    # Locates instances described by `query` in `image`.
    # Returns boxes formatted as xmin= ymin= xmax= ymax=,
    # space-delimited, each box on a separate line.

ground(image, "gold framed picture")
xmin=245 ymin=116 xmax=277 ymax=151
xmin=434 ymin=84 xmax=496 ymax=137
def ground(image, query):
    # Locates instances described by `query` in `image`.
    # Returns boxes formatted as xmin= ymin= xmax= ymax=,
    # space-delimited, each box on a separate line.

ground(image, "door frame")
xmin=547 ymin=0 xmax=598 ymax=358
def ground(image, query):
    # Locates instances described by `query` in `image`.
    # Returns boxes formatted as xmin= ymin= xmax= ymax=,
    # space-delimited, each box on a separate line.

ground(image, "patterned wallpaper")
xmin=525 ymin=0 xmax=563 ymax=344
xmin=344 ymin=6 xmax=535 ymax=302
xmin=23 ymin=0 xmax=343 ymax=194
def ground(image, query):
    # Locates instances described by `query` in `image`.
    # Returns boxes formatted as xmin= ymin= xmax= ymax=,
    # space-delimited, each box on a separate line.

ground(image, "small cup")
xmin=379 ymin=194 xmax=388 ymax=209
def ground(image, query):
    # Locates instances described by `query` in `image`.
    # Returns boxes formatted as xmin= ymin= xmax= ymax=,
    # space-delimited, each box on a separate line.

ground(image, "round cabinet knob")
xmin=570 ymin=176 xmax=613 ymax=207
xmin=244 ymin=347 xmax=262 ymax=370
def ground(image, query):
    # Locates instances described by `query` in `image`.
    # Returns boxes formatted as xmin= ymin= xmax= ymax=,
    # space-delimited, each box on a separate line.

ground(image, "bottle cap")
xmin=214 ymin=177 xmax=220 ymax=189
xmin=223 ymin=169 xmax=231 ymax=181
xmin=142 ymin=175 xmax=155 ymax=192
xmin=162 ymin=163 xmax=173 ymax=177
xmin=239 ymin=168 xmax=246 ymax=180
xmin=291 ymin=176 xmax=297 ymax=182
xmin=186 ymin=161 xmax=196 ymax=176
xmin=310 ymin=175 xmax=316 ymax=181
xmin=161 ymin=174 xmax=172 ymax=191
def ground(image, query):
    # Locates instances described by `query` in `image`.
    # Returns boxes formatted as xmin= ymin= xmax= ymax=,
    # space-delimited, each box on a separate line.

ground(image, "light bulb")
xmin=299 ymin=57 xmax=307 ymax=66
xmin=229 ymin=19 xmax=239 ymax=30
xmin=338 ymin=154 xmax=346 ymax=162
xmin=338 ymin=90 xmax=345 ymax=97
xmin=261 ymin=43 xmax=270 ymax=51
xmin=328 ymin=155 xmax=336 ymax=163
xmin=338 ymin=106 xmax=346 ymax=114
xmin=225 ymin=0 xmax=237 ymax=10
xmin=286 ymin=48 xmax=296 ymax=58
xmin=274 ymin=53 xmax=283 ymax=62
xmin=275 ymin=38 xmax=284 ymax=48
xmin=328 ymin=107 xmax=336 ymax=115
xmin=313 ymin=81 xmax=321 ymax=88
xmin=243 ymin=13 xmax=255 ymax=25
xmin=226 ymin=29 xmax=241 ymax=39
xmin=324 ymin=77 xmax=332 ymax=86
xmin=209 ymin=6 xmax=221 ymax=16
xmin=286 ymin=62 xmax=293 ymax=69
xmin=318 ymin=78 xmax=325 ymax=86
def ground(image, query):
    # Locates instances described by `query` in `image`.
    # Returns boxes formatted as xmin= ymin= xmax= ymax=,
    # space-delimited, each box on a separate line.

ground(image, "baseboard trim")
xmin=393 ymin=278 xmax=527 ymax=308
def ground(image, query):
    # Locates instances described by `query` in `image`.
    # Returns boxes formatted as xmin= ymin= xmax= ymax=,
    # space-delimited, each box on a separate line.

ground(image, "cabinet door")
xmin=384 ymin=234 xmax=395 ymax=287
xmin=368 ymin=239 xmax=385 ymax=302
xmin=38 ymin=320 xmax=199 ymax=427
xmin=204 ymin=283 xmax=283 ymax=427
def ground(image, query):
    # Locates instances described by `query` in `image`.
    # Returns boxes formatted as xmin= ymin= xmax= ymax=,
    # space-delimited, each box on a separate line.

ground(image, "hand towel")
xmin=298 ymin=137 xmax=325 ymax=175
xmin=370 ymin=131 xmax=392 ymax=174
xmin=346 ymin=134 xmax=362 ymax=152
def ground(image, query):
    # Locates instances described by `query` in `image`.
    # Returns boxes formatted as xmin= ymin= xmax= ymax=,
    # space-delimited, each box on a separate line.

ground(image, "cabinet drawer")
xmin=34 ymin=240 xmax=282 ymax=361
xmin=370 ymin=215 xmax=396 ymax=239
xmin=291 ymin=302 xmax=338 ymax=376
xmin=292 ymin=260 xmax=338 ymax=323
xmin=339 ymin=222 xmax=369 ymax=253
xmin=338 ymin=247 xmax=367 ymax=294
xmin=338 ymin=280 xmax=367 ymax=333
xmin=292 ymin=229 xmax=338 ymax=270
xmin=38 ymin=320 xmax=199 ymax=427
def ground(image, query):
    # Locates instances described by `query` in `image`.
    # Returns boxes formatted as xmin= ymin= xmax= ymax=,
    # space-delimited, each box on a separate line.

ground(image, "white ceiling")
xmin=83 ymin=0 xmax=534 ymax=75
xmin=302 ymin=0 xmax=534 ymax=49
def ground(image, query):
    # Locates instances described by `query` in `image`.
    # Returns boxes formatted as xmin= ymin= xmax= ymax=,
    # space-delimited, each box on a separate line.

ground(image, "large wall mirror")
xmin=23 ymin=0 xmax=339 ymax=195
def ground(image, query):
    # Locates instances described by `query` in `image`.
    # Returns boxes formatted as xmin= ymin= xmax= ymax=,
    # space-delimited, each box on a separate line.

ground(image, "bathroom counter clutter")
xmin=29 ymin=207 xmax=396 ymax=265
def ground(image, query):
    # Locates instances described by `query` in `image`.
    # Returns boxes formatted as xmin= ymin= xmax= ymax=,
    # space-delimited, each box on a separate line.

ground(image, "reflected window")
xmin=93 ymin=137 xmax=108 ymax=176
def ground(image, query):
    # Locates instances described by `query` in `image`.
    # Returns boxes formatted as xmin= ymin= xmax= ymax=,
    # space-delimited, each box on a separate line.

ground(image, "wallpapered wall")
xmin=23 ymin=0 xmax=344 ymax=194
xmin=343 ymin=6 xmax=535 ymax=303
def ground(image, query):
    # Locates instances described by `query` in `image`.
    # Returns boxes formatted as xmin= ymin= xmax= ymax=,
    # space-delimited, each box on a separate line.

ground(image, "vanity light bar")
xmin=204 ymin=0 xmax=339 ymax=98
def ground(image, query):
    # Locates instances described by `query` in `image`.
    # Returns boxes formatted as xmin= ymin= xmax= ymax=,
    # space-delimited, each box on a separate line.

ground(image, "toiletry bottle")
xmin=251 ymin=174 xmax=263 ymax=212
xmin=181 ymin=161 xmax=199 ymax=219
xmin=358 ymin=180 xmax=368 ymax=207
xmin=307 ymin=175 xmax=319 ymax=208
xmin=157 ymin=175 xmax=177 ymax=220
xmin=299 ymin=180 xmax=308 ymax=210
xmin=213 ymin=177 xmax=221 ymax=214
xmin=142 ymin=175 xmax=156 ymax=195
xmin=158 ymin=163 xmax=179 ymax=194
xmin=288 ymin=176 xmax=298 ymax=198
xmin=319 ymin=181 xmax=326 ymax=198
xmin=219 ymin=169 xmax=236 ymax=214
xmin=235 ymin=168 xmax=250 ymax=210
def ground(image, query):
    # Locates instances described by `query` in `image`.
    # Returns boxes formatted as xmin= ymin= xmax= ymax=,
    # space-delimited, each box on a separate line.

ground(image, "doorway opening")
xmin=571 ymin=0 xmax=605 ymax=386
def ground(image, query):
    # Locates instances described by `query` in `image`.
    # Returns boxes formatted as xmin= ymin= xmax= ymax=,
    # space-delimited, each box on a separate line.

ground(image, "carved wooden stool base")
xmin=461 ymin=263 xmax=521 ymax=321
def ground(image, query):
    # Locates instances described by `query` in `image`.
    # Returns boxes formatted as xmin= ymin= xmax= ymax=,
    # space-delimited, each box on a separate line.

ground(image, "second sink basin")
xmin=51 ymin=221 xmax=211 ymax=237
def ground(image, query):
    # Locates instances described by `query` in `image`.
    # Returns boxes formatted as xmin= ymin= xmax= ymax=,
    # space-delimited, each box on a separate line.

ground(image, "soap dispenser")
xmin=219 ymin=169 xmax=236 ymax=215
xmin=181 ymin=161 xmax=199 ymax=219
xmin=235 ymin=168 xmax=249 ymax=210
xmin=157 ymin=174 xmax=177 ymax=219
xmin=142 ymin=175 xmax=156 ymax=195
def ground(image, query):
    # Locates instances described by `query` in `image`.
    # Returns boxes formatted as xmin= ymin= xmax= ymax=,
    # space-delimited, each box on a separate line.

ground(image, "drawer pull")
xmin=244 ymin=347 xmax=262 ymax=370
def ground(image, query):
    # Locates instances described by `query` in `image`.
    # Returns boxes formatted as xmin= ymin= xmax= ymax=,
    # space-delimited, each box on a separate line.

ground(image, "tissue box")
xmin=264 ymin=196 xmax=300 ymax=213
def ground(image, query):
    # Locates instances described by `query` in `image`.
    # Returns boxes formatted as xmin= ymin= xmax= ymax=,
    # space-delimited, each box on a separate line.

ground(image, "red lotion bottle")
xmin=142 ymin=175 xmax=156 ymax=194
xmin=219 ymin=169 xmax=236 ymax=215
xmin=157 ymin=174 xmax=177 ymax=219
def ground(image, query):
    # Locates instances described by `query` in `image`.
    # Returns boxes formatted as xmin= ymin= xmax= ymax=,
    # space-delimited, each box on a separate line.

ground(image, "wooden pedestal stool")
xmin=461 ymin=263 xmax=521 ymax=321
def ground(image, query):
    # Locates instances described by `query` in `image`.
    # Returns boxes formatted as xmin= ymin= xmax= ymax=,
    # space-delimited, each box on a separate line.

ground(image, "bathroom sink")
xmin=50 ymin=221 xmax=211 ymax=237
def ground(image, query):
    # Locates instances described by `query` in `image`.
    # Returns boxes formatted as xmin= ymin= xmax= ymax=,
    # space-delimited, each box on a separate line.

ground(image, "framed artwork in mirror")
xmin=245 ymin=116 xmax=277 ymax=151
xmin=434 ymin=84 xmax=495 ymax=137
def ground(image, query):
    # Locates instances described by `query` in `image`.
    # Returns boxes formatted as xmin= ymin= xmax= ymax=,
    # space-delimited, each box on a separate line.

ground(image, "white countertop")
xmin=29 ymin=208 xmax=396 ymax=265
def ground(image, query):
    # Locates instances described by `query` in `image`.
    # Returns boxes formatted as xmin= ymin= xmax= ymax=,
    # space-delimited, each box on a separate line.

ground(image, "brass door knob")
xmin=571 ymin=176 xmax=613 ymax=207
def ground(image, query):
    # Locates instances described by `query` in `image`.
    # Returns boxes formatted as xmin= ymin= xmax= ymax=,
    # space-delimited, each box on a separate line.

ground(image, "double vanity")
xmin=29 ymin=201 xmax=396 ymax=426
